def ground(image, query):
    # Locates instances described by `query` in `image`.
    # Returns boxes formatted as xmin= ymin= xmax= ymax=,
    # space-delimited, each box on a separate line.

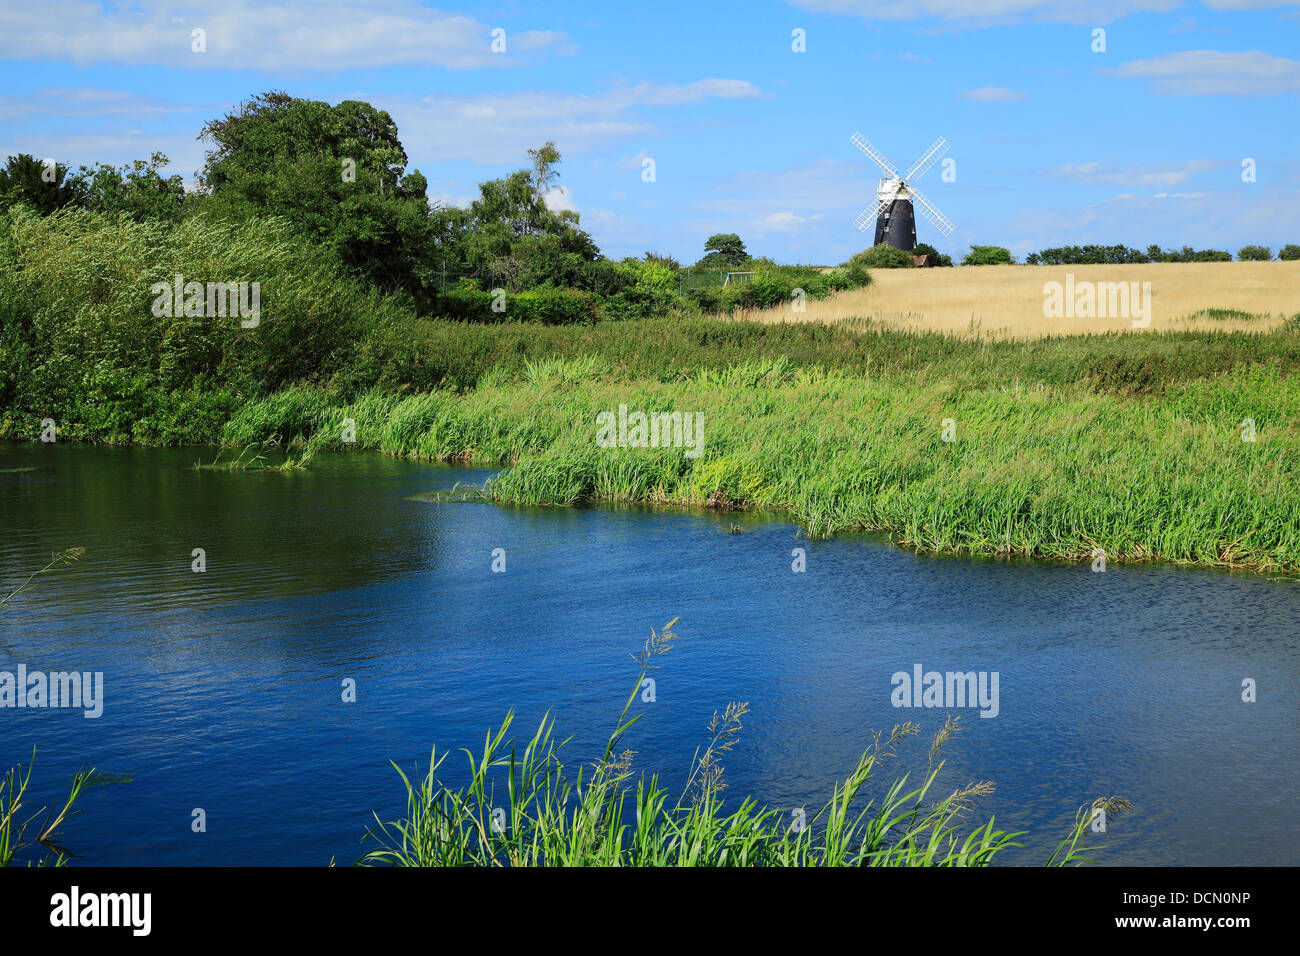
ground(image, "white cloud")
xmin=1201 ymin=1 xmax=1299 ymax=9
xmin=0 ymin=1 xmax=575 ymax=70
xmin=757 ymin=211 xmax=825 ymax=231
xmin=1104 ymin=50 xmax=1300 ymax=95
xmin=784 ymin=1 xmax=1181 ymax=26
xmin=0 ymin=89 xmax=204 ymax=122
xmin=374 ymin=80 xmax=764 ymax=165
xmin=620 ymin=150 xmax=654 ymax=171
xmin=543 ymin=185 xmax=577 ymax=213
xmin=1048 ymin=159 xmax=1225 ymax=187
xmin=958 ymin=86 xmax=1029 ymax=102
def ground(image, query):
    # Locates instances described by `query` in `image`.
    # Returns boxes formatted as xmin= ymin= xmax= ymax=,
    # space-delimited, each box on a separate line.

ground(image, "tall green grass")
xmin=1 ymin=550 xmax=93 ymax=867
xmin=358 ymin=619 xmax=1127 ymax=867
xmin=0 ymin=204 xmax=409 ymax=442
xmin=227 ymin=358 xmax=1300 ymax=572
xmin=0 ymin=753 xmax=92 ymax=867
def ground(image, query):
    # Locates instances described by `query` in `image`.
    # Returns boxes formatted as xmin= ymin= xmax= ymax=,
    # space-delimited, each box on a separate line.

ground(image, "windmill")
xmin=851 ymin=133 xmax=954 ymax=251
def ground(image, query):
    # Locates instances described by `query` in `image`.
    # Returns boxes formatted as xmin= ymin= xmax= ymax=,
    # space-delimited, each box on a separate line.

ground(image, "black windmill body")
xmin=851 ymin=133 xmax=954 ymax=252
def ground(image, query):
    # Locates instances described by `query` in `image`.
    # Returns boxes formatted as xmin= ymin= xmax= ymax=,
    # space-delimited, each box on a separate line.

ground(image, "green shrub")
xmin=745 ymin=271 xmax=794 ymax=309
xmin=1280 ymin=244 xmax=1300 ymax=261
xmin=1238 ymin=245 xmax=1272 ymax=261
xmin=961 ymin=245 xmax=1014 ymax=266
xmin=850 ymin=244 xmax=915 ymax=269
xmin=433 ymin=286 xmax=602 ymax=324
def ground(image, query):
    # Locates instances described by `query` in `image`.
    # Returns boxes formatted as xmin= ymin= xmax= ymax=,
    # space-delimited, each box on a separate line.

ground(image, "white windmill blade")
xmin=850 ymin=132 xmax=900 ymax=179
xmin=905 ymin=138 xmax=949 ymax=182
xmin=853 ymin=197 xmax=892 ymax=232
xmin=907 ymin=184 xmax=955 ymax=236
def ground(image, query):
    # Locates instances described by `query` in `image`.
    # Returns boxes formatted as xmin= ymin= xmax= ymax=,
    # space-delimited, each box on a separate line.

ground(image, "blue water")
xmin=2 ymin=442 xmax=1297 ymax=865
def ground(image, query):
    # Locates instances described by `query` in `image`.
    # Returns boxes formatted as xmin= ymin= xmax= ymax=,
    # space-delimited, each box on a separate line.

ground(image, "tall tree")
xmin=194 ymin=91 xmax=436 ymax=292
xmin=702 ymin=233 xmax=748 ymax=266
xmin=0 ymin=154 xmax=87 ymax=214
xmin=434 ymin=143 xmax=599 ymax=290
xmin=527 ymin=141 xmax=561 ymax=234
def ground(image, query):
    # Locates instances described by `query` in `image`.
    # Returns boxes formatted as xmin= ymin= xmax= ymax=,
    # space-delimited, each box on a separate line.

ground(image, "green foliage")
xmin=2 ymin=553 xmax=93 ymax=868
xmin=1148 ymin=245 xmax=1233 ymax=263
xmin=677 ymin=264 xmax=863 ymax=314
xmin=642 ymin=250 xmax=682 ymax=271
xmin=230 ymin=332 xmax=1300 ymax=572
xmin=1025 ymin=244 xmax=1150 ymax=266
xmin=1237 ymin=244 xmax=1272 ymax=261
xmin=850 ymin=244 xmax=916 ymax=269
xmin=962 ymin=245 xmax=1014 ymax=266
xmin=193 ymin=91 xmax=436 ymax=293
xmin=433 ymin=145 xmax=599 ymax=293
xmin=0 ymin=154 xmax=86 ymax=215
xmin=0 ymin=205 xmax=406 ymax=442
xmin=1280 ymin=244 xmax=1300 ymax=261
xmin=433 ymin=285 xmax=602 ymax=325
xmin=911 ymin=242 xmax=952 ymax=267
xmin=701 ymin=232 xmax=748 ymax=266
xmin=0 ymin=752 xmax=92 ymax=868
xmin=1024 ymin=244 xmax=1263 ymax=265
xmin=357 ymin=619 xmax=1119 ymax=867
xmin=75 ymin=152 xmax=185 ymax=223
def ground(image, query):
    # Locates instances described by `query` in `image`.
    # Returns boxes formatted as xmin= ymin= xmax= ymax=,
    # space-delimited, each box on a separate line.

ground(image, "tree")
xmin=1237 ymin=245 xmax=1272 ymax=261
xmin=1280 ymin=244 xmax=1300 ymax=261
xmin=193 ymin=91 xmax=436 ymax=293
xmin=527 ymin=141 xmax=561 ymax=234
xmin=850 ymin=244 xmax=915 ymax=269
xmin=75 ymin=152 xmax=185 ymax=222
xmin=434 ymin=144 xmax=600 ymax=291
xmin=702 ymin=233 xmax=748 ymax=267
xmin=962 ymin=245 xmax=1014 ymax=266
xmin=0 ymin=154 xmax=87 ymax=214
xmin=912 ymin=242 xmax=952 ymax=267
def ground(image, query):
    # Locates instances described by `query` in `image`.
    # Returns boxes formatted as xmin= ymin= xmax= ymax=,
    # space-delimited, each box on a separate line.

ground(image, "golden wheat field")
xmin=752 ymin=260 xmax=1300 ymax=338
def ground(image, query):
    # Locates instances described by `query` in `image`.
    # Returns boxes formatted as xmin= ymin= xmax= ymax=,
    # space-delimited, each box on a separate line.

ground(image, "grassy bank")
xmin=223 ymin=349 xmax=1300 ymax=572
xmin=5 ymin=205 xmax=1298 ymax=571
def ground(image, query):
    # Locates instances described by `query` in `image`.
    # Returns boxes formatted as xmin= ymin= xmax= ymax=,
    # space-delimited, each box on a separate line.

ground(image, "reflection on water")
xmin=2 ymin=441 xmax=1297 ymax=866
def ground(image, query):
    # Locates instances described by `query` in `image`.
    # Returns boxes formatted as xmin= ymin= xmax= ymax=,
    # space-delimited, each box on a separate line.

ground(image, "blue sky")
xmin=1 ymin=1 xmax=1297 ymax=264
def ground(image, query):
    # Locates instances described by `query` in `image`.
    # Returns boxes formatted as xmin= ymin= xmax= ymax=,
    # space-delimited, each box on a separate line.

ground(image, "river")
xmin=2 ymin=442 xmax=1296 ymax=865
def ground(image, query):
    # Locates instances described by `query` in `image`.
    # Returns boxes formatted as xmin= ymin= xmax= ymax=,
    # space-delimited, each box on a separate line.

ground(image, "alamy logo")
xmin=596 ymin=404 xmax=704 ymax=459
xmin=891 ymin=664 xmax=1000 ymax=718
xmin=1043 ymin=273 xmax=1151 ymax=328
xmin=50 ymin=886 xmax=150 ymax=936
xmin=150 ymin=274 xmax=260 ymax=328
xmin=0 ymin=664 xmax=103 ymax=718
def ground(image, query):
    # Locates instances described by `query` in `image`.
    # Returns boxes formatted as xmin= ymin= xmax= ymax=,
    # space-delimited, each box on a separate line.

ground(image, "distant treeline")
xmin=1026 ymin=243 xmax=1299 ymax=265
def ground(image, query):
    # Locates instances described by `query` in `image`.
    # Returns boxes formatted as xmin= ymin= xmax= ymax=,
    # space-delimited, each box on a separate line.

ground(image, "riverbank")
xmin=217 ymin=349 xmax=1300 ymax=573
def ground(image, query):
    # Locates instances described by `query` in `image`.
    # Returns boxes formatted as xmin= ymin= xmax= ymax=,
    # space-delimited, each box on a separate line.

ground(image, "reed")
xmin=0 ymin=752 xmax=93 ymax=867
xmin=358 ymin=619 xmax=1125 ymax=867
xmin=1 ymin=552 xmax=93 ymax=867
xmin=227 ymin=356 xmax=1300 ymax=572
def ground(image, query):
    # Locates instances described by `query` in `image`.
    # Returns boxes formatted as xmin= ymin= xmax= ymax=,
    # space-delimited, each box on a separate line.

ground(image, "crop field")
xmin=752 ymin=261 xmax=1300 ymax=338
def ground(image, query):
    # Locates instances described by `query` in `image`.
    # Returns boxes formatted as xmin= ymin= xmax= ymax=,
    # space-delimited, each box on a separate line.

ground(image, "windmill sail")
xmin=851 ymin=133 xmax=953 ymax=251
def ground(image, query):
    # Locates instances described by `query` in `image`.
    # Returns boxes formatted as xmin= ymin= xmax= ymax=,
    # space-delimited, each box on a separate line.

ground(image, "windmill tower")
xmin=851 ymin=133 xmax=954 ymax=251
